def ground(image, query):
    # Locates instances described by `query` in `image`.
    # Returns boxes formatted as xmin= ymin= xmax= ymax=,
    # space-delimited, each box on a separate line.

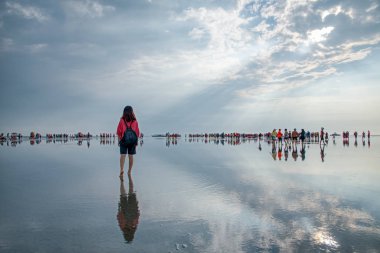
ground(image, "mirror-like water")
xmin=0 ymin=137 xmax=379 ymax=252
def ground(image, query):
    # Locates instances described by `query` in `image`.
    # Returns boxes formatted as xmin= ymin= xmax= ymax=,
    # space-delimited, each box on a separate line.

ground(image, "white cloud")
xmin=5 ymin=2 xmax=49 ymax=22
xmin=188 ymin=27 xmax=205 ymax=40
xmin=64 ymin=0 xmax=115 ymax=18
xmin=178 ymin=5 xmax=252 ymax=52
xmin=307 ymin=27 xmax=335 ymax=43
xmin=78 ymin=0 xmax=380 ymax=116
xmin=319 ymin=5 xmax=354 ymax=22
xmin=366 ymin=3 xmax=378 ymax=13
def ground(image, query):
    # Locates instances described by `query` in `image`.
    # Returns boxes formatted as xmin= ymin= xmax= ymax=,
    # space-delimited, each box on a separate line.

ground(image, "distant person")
xmin=277 ymin=129 xmax=283 ymax=145
xmin=368 ymin=130 xmax=370 ymax=139
xmin=320 ymin=127 xmax=325 ymax=145
xmin=291 ymin=128 xmax=298 ymax=148
xmin=284 ymin=129 xmax=289 ymax=145
xmin=271 ymin=129 xmax=277 ymax=142
xmin=117 ymin=106 xmax=140 ymax=179
xmin=117 ymin=174 xmax=140 ymax=243
xmin=300 ymin=129 xmax=306 ymax=145
xmin=362 ymin=131 xmax=365 ymax=139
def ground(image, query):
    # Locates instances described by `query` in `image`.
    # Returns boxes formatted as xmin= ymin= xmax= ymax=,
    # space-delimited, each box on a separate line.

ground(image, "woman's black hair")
xmin=122 ymin=106 xmax=136 ymax=122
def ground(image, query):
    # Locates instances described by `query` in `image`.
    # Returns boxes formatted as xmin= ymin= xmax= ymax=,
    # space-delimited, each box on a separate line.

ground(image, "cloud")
xmin=188 ymin=27 xmax=206 ymax=40
xmin=319 ymin=5 xmax=354 ymax=22
xmin=0 ymin=38 xmax=48 ymax=54
xmin=5 ymin=2 xmax=49 ymax=22
xmin=307 ymin=26 xmax=335 ymax=43
xmin=64 ymin=0 xmax=115 ymax=18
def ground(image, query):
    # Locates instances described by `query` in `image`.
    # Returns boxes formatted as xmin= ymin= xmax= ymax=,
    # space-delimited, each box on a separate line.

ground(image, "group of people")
xmin=351 ymin=131 xmax=371 ymax=140
xmin=270 ymin=127 xmax=328 ymax=146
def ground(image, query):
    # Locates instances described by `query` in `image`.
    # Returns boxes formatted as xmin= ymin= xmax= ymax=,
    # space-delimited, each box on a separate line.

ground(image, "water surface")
xmin=0 ymin=137 xmax=379 ymax=252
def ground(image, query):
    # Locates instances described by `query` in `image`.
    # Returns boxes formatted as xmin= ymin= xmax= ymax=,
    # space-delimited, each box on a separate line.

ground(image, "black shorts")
xmin=120 ymin=144 xmax=136 ymax=155
xmin=292 ymin=137 xmax=298 ymax=141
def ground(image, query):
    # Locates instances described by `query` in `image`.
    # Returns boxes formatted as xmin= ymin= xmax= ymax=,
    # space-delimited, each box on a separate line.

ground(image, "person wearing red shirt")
xmin=117 ymin=106 xmax=140 ymax=178
xmin=277 ymin=129 xmax=283 ymax=145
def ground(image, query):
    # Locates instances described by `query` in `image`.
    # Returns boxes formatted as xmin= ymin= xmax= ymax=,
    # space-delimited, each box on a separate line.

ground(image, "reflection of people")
xmin=117 ymin=174 xmax=140 ymax=243
xmin=277 ymin=145 xmax=282 ymax=161
xmin=292 ymin=145 xmax=298 ymax=161
xmin=300 ymin=144 xmax=306 ymax=161
xmin=271 ymin=142 xmax=277 ymax=160
xmin=284 ymin=144 xmax=289 ymax=161
xmin=117 ymin=106 xmax=140 ymax=179
xmin=320 ymin=145 xmax=325 ymax=162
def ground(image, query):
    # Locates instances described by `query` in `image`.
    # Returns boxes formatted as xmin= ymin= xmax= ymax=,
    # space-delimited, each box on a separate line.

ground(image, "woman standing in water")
xmin=117 ymin=106 xmax=140 ymax=178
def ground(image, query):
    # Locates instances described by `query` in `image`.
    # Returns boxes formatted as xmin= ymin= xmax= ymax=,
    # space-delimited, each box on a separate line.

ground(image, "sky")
xmin=0 ymin=0 xmax=380 ymax=135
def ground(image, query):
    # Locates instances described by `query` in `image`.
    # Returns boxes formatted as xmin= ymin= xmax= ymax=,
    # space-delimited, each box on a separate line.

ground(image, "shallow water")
xmin=0 ymin=137 xmax=379 ymax=252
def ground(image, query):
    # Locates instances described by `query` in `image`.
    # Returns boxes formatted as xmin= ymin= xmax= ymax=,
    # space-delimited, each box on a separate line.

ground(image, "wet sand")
xmin=0 ymin=137 xmax=379 ymax=252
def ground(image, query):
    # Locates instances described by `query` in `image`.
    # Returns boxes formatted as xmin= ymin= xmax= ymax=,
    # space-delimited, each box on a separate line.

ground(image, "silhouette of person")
xmin=117 ymin=174 xmax=140 ymax=243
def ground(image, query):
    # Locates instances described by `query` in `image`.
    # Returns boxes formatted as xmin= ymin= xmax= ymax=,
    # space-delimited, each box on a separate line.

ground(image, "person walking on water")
xmin=291 ymin=128 xmax=298 ymax=146
xmin=117 ymin=106 xmax=140 ymax=178
xmin=300 ymin=129 xmax=306 ymax=146
xmin=284 ymin=129 xmax=289 ymax=145
xmin=277 ymin=129 xmax=283 ymax=145
xmin=320 ymin=127 xmax=325 ymax=145
xmin=271 ymin=129 xmax=277 ymax=142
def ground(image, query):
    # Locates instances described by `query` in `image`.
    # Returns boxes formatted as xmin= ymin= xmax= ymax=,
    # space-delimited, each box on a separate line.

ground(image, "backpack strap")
xmin=123 ymin=118 xmax=133 ymax=129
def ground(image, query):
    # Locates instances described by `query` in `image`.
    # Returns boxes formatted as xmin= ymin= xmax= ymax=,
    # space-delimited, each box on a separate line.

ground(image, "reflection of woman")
xmin=117 ymin=175 xmax=140 ymax=243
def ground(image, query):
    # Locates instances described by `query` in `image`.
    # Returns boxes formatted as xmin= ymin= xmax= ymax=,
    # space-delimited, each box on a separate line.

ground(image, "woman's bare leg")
xmin=128 ymin=155 xmax=134 ymax=175
xmin=120 ymin=154 xmax=126 ymax=178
